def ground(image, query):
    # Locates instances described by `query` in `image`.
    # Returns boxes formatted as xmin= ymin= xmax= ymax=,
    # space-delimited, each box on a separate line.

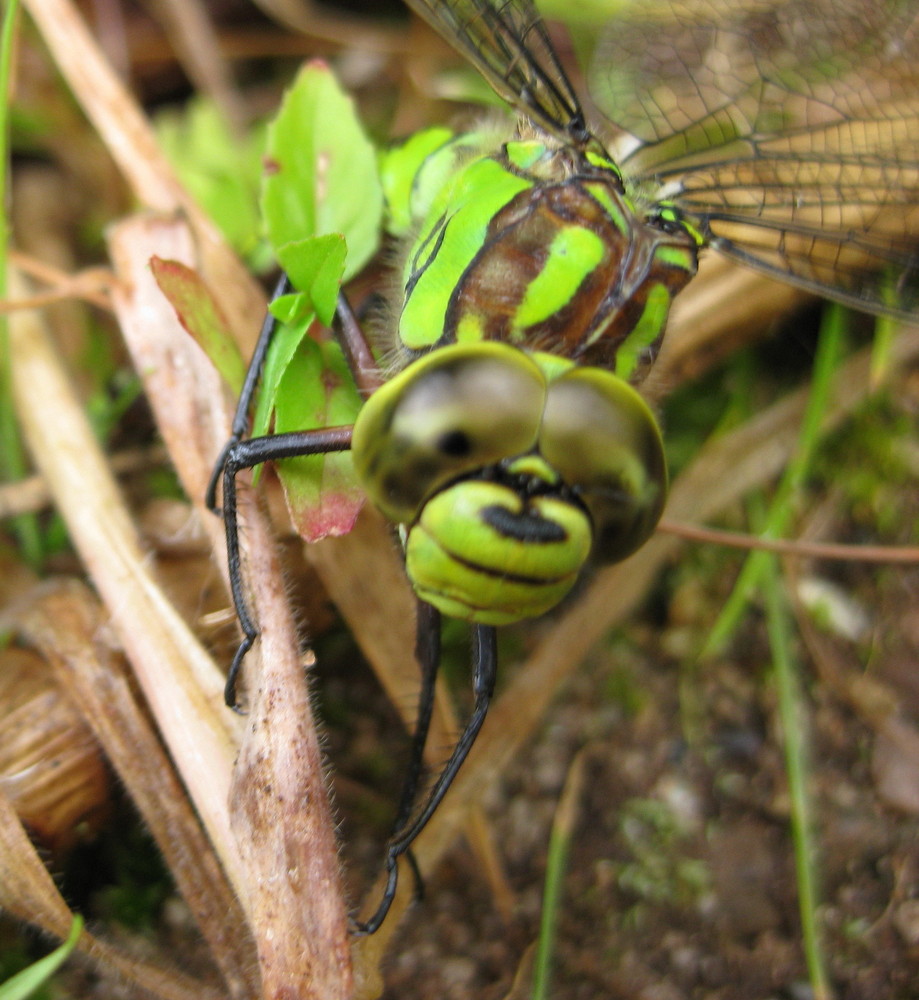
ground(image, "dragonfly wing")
xmin=588 ymin=0 xmax=919 ymax=317
xmin=403 ymin=0 xmax=591 ymax=146
xmin=677 ymin=151 xmax=919 ymax=319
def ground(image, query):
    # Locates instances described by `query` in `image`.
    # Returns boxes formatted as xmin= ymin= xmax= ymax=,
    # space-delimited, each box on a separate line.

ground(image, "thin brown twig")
xmin=658 ymin=518 xmax=919 ymax=564
xmin=0 ymin=444 xmax=169 ymax=518
xmin=143 ymin=0 xmax=248 ymax=132
xmin=3 ymin=252 xmax=114 ymax=311
xmin=251 ymin=0 xmax=409 ymax=52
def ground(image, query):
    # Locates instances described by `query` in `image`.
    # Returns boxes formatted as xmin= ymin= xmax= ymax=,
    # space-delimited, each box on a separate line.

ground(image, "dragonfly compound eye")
xmin=539 ymin=366 xmax=667 ymax=562
xmin=351 ymin=342 xmax=547 ymax=524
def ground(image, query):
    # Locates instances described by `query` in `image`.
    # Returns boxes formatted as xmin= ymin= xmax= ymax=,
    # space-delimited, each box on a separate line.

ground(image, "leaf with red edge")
xmin=150 ymin=257 xmax=246 ymax=393
xmin=272 ymin=328 xmax=363 ymax=541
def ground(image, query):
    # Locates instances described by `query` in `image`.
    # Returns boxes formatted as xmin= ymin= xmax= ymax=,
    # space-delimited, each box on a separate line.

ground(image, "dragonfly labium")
xmin=208 ymin=0 xmax=919 ymax=932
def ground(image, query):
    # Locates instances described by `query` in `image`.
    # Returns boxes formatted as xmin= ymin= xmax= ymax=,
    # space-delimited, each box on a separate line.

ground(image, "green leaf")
xmin=0 ymin=916 xmax=83 ymax=1000
xmin=261 ymin=61 xmax=383 ymax=282
xmin=249 ymin=306 xmax=364 ymax=534
xmin=276 ymin=233 xmax=347 ymax=327
xmin=151 ymin=257 xmax=247 ymax=394
xmin=247 ymin=63 xmax=383 ymax=541
xmin=272 ymin=335 xmax=364 ymax=540
xmin=250 ymin=308 xmax=316 ymax=443
xmin=155 ymin=98 xmax=267 ymax=267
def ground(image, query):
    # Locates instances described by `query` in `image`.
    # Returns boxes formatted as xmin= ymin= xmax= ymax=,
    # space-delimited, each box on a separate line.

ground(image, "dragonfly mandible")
xmin=208 ymin=0 xmax=919 ymax=932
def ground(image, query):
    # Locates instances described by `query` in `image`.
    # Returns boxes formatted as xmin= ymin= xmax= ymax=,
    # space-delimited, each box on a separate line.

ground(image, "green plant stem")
xmin=532 ymin=751 xmax=585 ymax=1000
xmin=0 ymin=0 xmax=42 ymax=566
xmin=0 ymin=915 xmax=83 ymax=1000
xmin=698 ymin=304 xmax=849 ymax=659
xmin=763 ymin=557 xmax=831 ymax=1000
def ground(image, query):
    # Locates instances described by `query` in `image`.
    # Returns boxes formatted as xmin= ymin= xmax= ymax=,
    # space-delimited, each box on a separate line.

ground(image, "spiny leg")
xmin=356 ymin=623 xmax=498 ymax=934
xmin=334 ymin=290 xmax=384 ymax=396
xmin=208 ymin=276 xmax=379 ymax=707
xmin=387 ymin=600 xmax=443 ymax=906
xmin=391 ymin=600 xmax=442 ymax=833
xmin=218 ymin=427 xmax=352 ymax=708
xmin=205 ymin=272 xmax=291 ymax=513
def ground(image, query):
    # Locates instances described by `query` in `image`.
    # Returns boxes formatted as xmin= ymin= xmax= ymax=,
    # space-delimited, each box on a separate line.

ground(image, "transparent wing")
xmin=404 ymin=0 xmax=592 ymax=146
xmin=588 ymin=0 xmax=919 ymax=318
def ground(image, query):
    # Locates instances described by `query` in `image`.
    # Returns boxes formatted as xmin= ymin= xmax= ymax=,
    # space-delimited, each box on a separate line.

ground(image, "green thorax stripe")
xmin=383 ymin=127 xmax=490 ymax=237
xmin=398 ymin=153 xmax=533 ymax=353
xmin=396 ymin=138 xmax=626 ymax=357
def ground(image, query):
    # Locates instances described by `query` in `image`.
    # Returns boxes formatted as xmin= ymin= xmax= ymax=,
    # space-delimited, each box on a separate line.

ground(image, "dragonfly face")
xmin=351 ymin=341 xmax=668 ymax=623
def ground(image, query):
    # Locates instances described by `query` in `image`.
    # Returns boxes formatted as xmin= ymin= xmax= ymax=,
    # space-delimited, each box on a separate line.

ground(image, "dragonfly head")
xmin=351 ymin=342 xmax=667 ymax=624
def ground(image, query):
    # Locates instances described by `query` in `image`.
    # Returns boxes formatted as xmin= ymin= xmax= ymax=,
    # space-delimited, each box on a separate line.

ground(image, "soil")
xmin=334 ymin=547 xmax=919 ymax=1000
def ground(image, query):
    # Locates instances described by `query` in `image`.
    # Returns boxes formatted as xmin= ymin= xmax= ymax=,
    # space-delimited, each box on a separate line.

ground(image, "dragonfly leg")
xmin=334 ymin=291 xmax=384 ymax=396
xmin=355 ymin=623 xmax=498 ymax=934
xmin=205 ymin=272 xmax=291 ymax=513
xmin=217 ymin=428 xmax=353 ymax=709
xmin=392 ymin=601 xmax=442 ymax=832
xmin=207 ymin=274 xmax=381 ymax=708
xmin=387 ymin=600 xmax=443 ymax=905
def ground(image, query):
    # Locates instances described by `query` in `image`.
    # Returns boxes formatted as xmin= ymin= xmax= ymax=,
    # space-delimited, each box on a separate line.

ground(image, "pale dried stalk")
xmin=20 ymin=0 xmax=264 ymax=350
xmin=106 ymin=215 xmax=353 ymax=999
xmin=0 ymin=444 xmax=168 ymax=518
xmin=17 ymin=580 xmax=258 ymax=998
xmin=227 ymin=483 xmax=353 ymax=999
xmin=106 ymin=218 xmax=235 ymax=560
xmin=0 ymin=792 xmax=224 ymax=1000
xmin=7 ymin=266 xmax=240 ymax=887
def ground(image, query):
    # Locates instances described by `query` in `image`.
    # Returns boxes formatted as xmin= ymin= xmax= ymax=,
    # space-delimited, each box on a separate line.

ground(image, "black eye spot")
xmin=437 ymin=429 xmax=472 ymax=457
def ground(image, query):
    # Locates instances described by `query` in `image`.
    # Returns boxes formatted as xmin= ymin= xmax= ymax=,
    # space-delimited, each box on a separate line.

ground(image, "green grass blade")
xmin=0 ymin=915 xmax=84 ymax=1000
xmin=762 ymin=560 xmax=830 ymax=1000
xmin=869 ymin=309 xmax=897 ymax=390
xmin=0 ymin=0 xmax=42 ymax=567
xmin=698 ymin=304 xmax=850 ymax=659
xmin=532 ymin=751 xmax=586 ymax=1000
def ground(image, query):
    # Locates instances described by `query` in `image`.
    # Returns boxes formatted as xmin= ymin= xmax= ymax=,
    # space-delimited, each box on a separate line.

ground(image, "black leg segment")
xmin=355 ymin=623 xmax=498 ymax=934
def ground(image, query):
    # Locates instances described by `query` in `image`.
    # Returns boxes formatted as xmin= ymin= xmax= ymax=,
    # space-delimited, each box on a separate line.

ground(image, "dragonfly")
xmin=208 ymin=0 xmax=919 ymax=932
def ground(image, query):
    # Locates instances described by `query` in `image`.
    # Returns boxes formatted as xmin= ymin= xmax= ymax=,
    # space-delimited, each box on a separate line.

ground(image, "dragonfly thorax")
xmin=385 ymin=128 xmax=701 ymax=381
